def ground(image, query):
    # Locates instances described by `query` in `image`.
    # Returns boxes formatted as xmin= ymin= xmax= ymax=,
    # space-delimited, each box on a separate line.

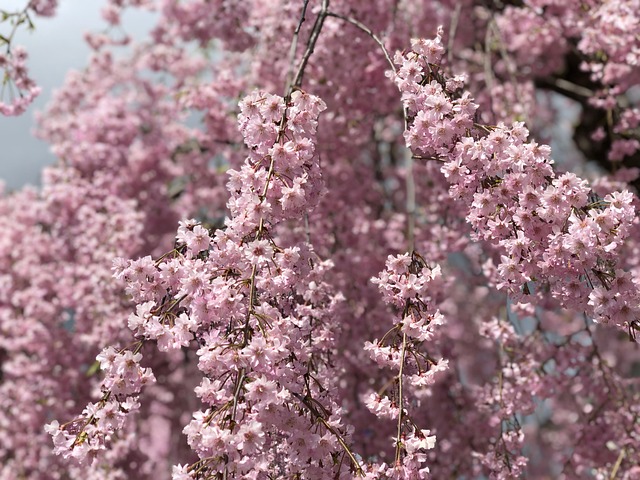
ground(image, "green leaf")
xmin=86 ymin=360 xmax=101 ymax=377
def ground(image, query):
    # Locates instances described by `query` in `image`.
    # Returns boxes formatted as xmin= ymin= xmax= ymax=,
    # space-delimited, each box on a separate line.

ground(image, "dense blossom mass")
xmin=2 ymin=0 xmax=640 ymax=478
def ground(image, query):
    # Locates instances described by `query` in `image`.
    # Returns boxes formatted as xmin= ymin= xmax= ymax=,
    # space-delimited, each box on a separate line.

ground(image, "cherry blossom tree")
xmin=2 ymin=0 xmax=640 ymax=478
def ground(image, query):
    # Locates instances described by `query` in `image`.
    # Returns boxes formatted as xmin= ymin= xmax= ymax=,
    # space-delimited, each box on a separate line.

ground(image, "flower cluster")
xmin=0 ymin=46 xmax=40 ymax=116
xmin=0 ymin=1 xmax=62 ymax=115
xmin=364 ymin=252 xmax=447 ymax=478
xmin=395 ymin=36 xmax=639 ymax=332
xmin=160 ymin=0 xmax=254 ymax=51
xmin=46 ymin=345 xmax=154 ymax=464
xmin=48 ymin=89 xmax=367 ymax=478
xmin=27 ymin=0 xmax=58 ymax=17
xmin=2 ymin=0 xmax=640 ymax=478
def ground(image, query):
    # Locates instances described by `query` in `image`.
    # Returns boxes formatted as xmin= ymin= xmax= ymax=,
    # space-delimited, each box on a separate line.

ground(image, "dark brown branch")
xmin=290 ymin=0 xmax=330 ymax=93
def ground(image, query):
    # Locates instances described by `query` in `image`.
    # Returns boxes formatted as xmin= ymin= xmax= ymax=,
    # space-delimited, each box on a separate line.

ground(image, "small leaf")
xmin=86 ymin=360 xmax=101 ymax=377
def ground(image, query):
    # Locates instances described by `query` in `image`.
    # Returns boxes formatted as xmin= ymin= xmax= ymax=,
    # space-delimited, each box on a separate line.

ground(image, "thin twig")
xmin=608 ymin=448 xmax=626 ymax=480
xmin=447 ymin=3 xmax=462 ymax=64
xmin=412 ymin=154 xmax=445 ymax=163
xmin=324 ymin=11 xmax=411 ymax=246
xmin=553 ymin=77 xmax=594 ymax=98
xmin=483 ymin=22 xmax=495 ymax=117
xmin=255 ymin=0 xmax=332 ymax=231
xmin=489 ymin=19 xmax=530 ymax=126
xmin=317 ymin=417 xmax=364 ymax=476
xmin=394 ymin=332 xmax=408 ymax=463
xmin=292 ymin=391 xmax=364 ymax=475
xmin=284 ymin=0 xmax=311 ymax=97
xmin=405 ymin=148 xmax=415 ymax=252
xmin=290 ymin=0 xmax=330 ymax=91
xmin=230 ymin=369 xmax=246 ymax=424
xmin=325 ymin=11 xmax=396 ymax=73
xmin=304 ymin=213 xmax=311 ymax=244
xmin=1 ymin=5 xmax=31 ymax=54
